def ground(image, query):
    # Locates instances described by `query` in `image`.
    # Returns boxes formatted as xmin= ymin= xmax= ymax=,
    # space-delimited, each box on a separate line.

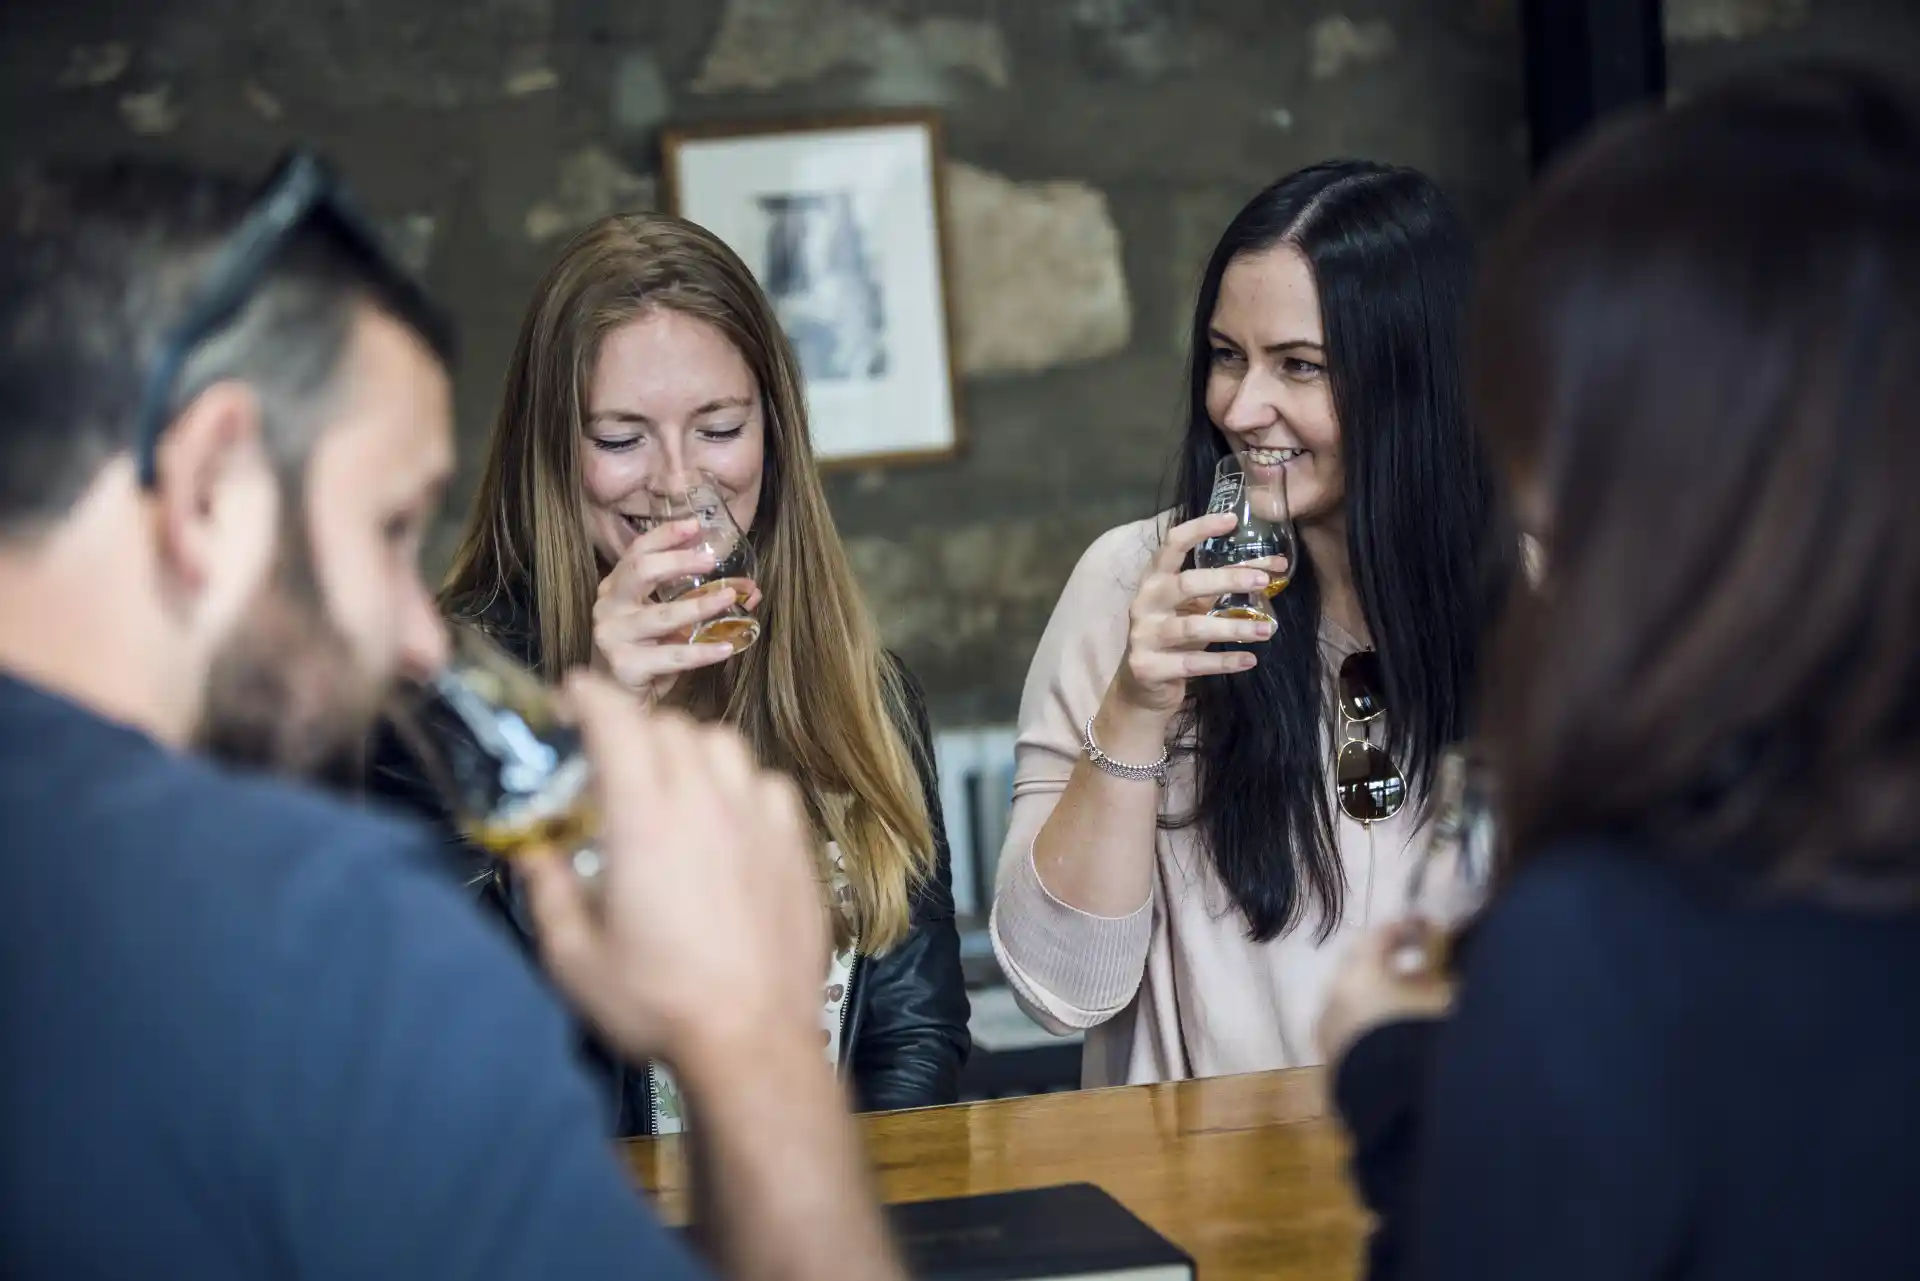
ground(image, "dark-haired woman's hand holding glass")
xmin=1032 ymin=507 xmax=1288 ymax=921
xmin=591 ymin=515 xmax=762 ymax=703
xmin=1110 ymin=510 xmax=1287 ymax=718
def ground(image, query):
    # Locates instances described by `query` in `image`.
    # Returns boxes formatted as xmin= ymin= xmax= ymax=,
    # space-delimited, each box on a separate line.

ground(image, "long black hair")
xmin=1168 ymin=160 xmax=1510 ymax=942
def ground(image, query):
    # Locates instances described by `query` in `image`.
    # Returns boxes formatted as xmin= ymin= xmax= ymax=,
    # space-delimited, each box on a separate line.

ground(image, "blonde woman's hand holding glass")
xmin=591 ymin=515 xmax=762 ymax=702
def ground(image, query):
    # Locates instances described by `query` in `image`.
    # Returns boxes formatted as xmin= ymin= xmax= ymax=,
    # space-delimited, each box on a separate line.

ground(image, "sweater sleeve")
xmin=989 ymin=521 xmax=1161 ymax=1034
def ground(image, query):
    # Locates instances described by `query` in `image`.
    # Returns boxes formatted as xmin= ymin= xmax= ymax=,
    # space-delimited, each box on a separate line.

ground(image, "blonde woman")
xmin=373 ymin=212 xmax=968 ymax=1135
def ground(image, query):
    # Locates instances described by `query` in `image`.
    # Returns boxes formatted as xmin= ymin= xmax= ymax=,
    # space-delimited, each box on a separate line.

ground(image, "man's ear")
xmin=148 ymin=381 xmax=272 ymax=597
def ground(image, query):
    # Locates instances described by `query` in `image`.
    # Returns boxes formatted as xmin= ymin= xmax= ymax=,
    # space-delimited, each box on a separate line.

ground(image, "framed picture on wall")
xmin=662 ymin=111 xmax=962 ymax=469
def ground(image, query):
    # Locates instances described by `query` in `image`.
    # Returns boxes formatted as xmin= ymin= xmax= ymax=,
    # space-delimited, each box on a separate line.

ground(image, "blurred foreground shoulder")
xmin=1 ymin=739 xmax=703 ymax=1281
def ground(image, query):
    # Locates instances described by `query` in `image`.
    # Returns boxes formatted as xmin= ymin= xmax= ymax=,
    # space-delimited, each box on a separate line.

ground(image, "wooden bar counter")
xmin=624 ymin=1066 xmax=1366 ymax=1281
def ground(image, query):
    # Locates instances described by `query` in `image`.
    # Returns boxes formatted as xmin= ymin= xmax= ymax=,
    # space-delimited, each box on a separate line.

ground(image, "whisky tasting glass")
xmin=1195 ymin=450 xmax=1296 ymax=624
xmin=392 ymin=624 xmax=602 ymax=882
xmin=648 ymin=476 xmax=761 ymax=655
xmin=1393 ymin=741 xmax=1498 ymax=975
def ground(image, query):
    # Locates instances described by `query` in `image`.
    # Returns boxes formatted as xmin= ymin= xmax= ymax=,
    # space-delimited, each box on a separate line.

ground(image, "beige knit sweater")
xmin=989 ymin=516 xmax=1441 ymax=1087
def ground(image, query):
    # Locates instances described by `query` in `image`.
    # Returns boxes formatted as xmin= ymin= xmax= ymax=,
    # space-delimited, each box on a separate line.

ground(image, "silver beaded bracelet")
xmin=1082 ymin=715 xmax=1170 ymax=784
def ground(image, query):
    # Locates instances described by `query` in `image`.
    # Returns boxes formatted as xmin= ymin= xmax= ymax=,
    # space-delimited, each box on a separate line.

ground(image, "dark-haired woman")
xmin=1319 ymin=64 xmax=1920 ymax=1279
xmin=989 ymin=161 xmax=1509 ymax=1086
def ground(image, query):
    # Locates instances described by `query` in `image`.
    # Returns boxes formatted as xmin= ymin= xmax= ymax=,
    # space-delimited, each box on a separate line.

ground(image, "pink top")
xmin=989 ymin=516 xmax=1437 ymax=1087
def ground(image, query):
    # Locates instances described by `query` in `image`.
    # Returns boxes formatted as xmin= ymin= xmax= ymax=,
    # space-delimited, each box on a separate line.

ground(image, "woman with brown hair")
xmin=375 ymin=211 xmax=968 ymax=1135
xmin=1317 ymin=63 xmax=1920 ymax=1279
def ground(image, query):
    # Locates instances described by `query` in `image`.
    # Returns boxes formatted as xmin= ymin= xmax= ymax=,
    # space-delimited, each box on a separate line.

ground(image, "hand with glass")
xmin=397 ymin=628 xmax=829 ymax=1026
xmin=1195 ymin=450 xmax=1297 ymax=624
xmin=1108 ymin=450 xmax=1294 ymax=721
xmin=389 ymin=626 xmax=906 ymax=1277
xmin=1315 ymin=742 xmax=1497 ymax=1062
xmin=647 ymin=475 xmax=762 ymax=652
xmin=395 ymin=624 xmax=603 ymax=880
xmin=592 ymin=471 xmax=761 ymax=702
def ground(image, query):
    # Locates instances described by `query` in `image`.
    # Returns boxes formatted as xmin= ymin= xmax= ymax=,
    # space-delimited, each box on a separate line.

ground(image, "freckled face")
xmin=1203 ymin=244 xmax=1345 ymax=525
xmin=579 ymin=308 xmax=767 ymax=562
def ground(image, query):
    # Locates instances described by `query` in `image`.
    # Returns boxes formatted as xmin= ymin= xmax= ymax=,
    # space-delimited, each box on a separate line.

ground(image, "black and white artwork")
xmin=757 ymin=191 xmax=888 ymax=383
xmin=665 ymin=115 xmax=960 ymax=466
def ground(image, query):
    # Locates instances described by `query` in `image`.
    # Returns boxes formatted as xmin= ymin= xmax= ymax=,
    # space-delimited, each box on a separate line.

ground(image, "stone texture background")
xmin=3 ymin=0 xmax=1917 ymax=723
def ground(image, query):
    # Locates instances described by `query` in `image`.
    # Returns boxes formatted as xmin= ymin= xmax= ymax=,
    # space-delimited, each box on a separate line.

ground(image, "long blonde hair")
xmin=442 ymin=213 xmax=933 ymax=952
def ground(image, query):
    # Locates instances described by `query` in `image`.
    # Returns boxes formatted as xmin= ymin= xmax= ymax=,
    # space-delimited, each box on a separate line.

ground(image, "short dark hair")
xmin=1169 ymin=161 xmax=1512 ymax=942
xmin=1476 ymin=63 xmax=1920 ymax=900
xmin=0 ymin=156 xmax=453 ymax=534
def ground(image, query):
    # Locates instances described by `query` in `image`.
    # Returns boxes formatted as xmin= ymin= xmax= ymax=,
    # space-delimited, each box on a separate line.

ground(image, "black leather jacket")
xmin=365 ymin=609 xmax=969 ymax=1135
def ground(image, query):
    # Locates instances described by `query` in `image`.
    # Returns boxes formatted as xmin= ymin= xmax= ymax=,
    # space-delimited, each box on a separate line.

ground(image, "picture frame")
xmin=662 ymin=111 xmax=963 ymax=470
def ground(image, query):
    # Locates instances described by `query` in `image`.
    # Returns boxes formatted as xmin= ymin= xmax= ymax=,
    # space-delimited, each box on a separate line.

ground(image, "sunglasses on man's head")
xmin=133 ymin=151 xmax=400 ymax=487
xmin=1335 ymin=649 xmax=1406 ymax=825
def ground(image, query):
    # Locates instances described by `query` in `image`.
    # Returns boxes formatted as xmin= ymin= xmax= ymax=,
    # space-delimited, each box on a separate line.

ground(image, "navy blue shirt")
xmin=0 ymin=672 xmax=708 ymax=1280
xmin=1336 ymin=839 xmax=1920 ymax=1280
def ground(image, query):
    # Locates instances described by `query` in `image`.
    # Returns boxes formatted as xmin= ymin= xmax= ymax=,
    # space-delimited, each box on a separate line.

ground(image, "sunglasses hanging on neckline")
xmin=1335 ymin=649 xmax=1406 ymax=825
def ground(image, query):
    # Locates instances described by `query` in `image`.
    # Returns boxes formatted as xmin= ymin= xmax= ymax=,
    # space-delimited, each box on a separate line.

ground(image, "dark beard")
xmin=196 ymin=509 xmax=380 ymax=787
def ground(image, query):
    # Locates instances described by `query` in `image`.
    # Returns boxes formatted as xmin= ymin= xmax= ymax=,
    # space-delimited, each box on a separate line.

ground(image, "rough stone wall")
xmin=1665 ymin=0 xmax=1920 ymax=94
xmin=2 ymin=1 xmax=1913 ymax=721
